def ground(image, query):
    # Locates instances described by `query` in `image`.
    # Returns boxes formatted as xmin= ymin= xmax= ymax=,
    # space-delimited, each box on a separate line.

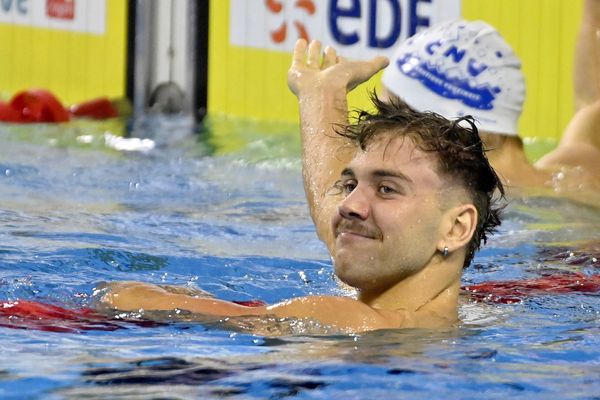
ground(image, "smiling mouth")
xmin=337 ymin=231 xmax=374 ymax=240
xmin=335 ymin=225 xmax=379 ymax=241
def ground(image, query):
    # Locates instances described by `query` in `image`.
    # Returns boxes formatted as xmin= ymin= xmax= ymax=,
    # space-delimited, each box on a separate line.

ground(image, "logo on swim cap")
xmin=397 ymin=53 xmax=501 ymax=110
xmin=382 ymin=19 xmax=526 ymax=136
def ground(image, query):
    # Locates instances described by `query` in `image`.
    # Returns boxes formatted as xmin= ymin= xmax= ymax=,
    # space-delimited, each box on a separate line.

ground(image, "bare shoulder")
xmin=268 ymin=296 xmax=400 ymax=332
xmin=268 ymin=296 xmax=454 ymax=333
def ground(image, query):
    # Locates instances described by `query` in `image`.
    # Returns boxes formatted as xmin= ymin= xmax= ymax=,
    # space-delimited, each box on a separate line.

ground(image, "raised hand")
xmin=287 ymin=39 xmax=389 ymax=97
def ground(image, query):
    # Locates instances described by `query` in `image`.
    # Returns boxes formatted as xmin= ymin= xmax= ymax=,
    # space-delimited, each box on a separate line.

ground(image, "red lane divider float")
xmin=0 ymin=300 xmax=124 ymax=333
xmin=0 ymin=298 xmax=267 ymax=333
xmin=0 ymin=89 xmax=119 ymax=123
xmin=463 ymin=272 xmax=600 ymax=304
xmin=232 ymin=300 xmax=267 ymax=307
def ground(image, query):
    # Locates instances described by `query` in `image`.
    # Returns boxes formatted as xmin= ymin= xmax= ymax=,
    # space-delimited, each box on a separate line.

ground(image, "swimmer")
xmin=376 ymin=2 xmax=600 ymax=204
xmin=101 ymin=49 xmax=504 ymax=332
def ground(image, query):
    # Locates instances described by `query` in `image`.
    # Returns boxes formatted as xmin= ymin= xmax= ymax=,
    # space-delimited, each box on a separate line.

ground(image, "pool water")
xmin=0 ymin=118 xmax=598 ymax=399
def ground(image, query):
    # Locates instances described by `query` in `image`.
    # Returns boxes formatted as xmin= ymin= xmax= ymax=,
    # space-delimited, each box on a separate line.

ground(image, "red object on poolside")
xmin=70 ymin=97 xmax=118 ymax=119
xmin=463 ymin=273 xmax=600 ymax=304
xmin=0 ymin=89 xmax=121 ymax=123
xmin=0 ymin=102 xmax=23 ymax=122
xmin=9 ymin=89 xmax=70 ymax=123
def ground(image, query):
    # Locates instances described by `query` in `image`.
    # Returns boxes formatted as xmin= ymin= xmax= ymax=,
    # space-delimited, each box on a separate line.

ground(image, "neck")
xmin=480 ymin=133 xmax=526 ymax=163
xmin=358 ymin=254 xmax=463 ymax=313
xmin=480 ymin=133 xmax=545 ymax=187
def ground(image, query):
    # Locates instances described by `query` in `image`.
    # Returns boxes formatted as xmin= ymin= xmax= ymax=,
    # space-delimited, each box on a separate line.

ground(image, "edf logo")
xmin=267 ymin=0 xmax=316 ymax=43
xmin=328 ymin=0 xmax=432 ymax=48
xmin=265 ymin=0 xmax=434 ymax=47
xmin=230 ymin=0 xmax=460 ymax=59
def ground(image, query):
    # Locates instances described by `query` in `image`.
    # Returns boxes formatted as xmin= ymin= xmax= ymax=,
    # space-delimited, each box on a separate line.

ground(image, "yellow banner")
xmin=209 ymin=0 xmax=583 ymax=141
xmin=0 ymin=0 xmax=127 ymax=106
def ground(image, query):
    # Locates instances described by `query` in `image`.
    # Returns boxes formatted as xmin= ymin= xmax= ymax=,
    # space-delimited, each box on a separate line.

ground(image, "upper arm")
xmin=560 ymin=100 xmax=600 ymax=150
xmin=573 ymin=0 xmax=600 ymax=111
xmin=536 ymin=100 xmax=600 ymax=171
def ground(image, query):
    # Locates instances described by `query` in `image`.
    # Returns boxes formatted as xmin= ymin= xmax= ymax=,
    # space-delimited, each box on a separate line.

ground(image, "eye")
xmin=330 ymin=179 xmax=356 ymax=196
xmin=342 ymin=180 xmax=357 ymax=194
xmin=377 ymin=184 xmax=401 ymax=196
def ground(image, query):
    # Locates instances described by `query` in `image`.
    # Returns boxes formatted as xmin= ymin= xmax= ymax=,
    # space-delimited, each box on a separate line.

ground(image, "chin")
xmin=333 ymin=257 xmax=376 ymax=291
xmin=333 ymin=257 xmax=356 ymax=284
xmin=337 ymin=273 xmax=383 ymax=293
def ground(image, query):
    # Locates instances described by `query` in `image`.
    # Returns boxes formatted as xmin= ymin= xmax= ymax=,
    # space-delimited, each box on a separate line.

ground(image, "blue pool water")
xmin=0 ymin=119 xmax=599 ymax=399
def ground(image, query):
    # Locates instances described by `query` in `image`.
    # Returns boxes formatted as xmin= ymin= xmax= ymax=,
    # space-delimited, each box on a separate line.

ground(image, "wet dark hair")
xmin=336 ymin=93 xmax=505 ymax=268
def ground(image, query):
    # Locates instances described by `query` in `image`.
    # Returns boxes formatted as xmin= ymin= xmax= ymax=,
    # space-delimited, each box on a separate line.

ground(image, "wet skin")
xmin=330 ymin=134 xmax=448 ymax=294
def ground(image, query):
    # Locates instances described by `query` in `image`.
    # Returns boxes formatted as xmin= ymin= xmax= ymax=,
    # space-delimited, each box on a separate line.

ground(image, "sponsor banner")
xmin=230 ymin=0 xmax=460 ymax=59
xmin=0 ymin=0 xmax=106 ymax=34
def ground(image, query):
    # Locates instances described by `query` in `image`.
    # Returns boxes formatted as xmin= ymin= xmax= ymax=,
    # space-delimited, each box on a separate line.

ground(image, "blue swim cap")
xmin=382 ymin=19 xmax=525 ymax=136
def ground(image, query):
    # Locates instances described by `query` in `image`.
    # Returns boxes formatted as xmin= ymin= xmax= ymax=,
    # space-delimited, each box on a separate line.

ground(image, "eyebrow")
xmin=373 ymin=169 xmax=413 ymax=184
xmin=340 ymin=168 xmax=414 ymax=184
xmin=340 ymin=168 xmax=354 ymax=178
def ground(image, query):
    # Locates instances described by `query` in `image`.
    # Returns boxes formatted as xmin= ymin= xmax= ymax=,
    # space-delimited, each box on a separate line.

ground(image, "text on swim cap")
xmin=425 ymin=41 xmax=489 ymax=77
xmin=397 ymin=53 xmax=501 ymax=110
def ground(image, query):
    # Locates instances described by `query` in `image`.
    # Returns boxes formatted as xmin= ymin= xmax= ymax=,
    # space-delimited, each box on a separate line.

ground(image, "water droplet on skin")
xmin=298 ymin=271 xmax=309 ymax=283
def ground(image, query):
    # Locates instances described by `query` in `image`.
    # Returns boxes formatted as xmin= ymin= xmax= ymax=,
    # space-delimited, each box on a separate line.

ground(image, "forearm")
xmin=287 ymin=40 xmax=388 ymax=246
xmin=298 ymin=85 xmax=354 ymax=242
xmin=103 ymin=282 xmax=258 ymax=317
xmin=574 ymin=0 xmax=600 ymax=110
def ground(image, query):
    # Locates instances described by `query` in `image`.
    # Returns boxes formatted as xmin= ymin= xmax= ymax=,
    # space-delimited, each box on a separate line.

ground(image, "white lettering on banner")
xmin=230 ymin=0 xmax=461 ymax=60
xmin=0 ymin=0 xmax=106 ymax=34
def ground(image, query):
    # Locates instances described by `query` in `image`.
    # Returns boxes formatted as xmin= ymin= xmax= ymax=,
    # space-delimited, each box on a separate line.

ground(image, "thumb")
xmin=371 ymin=56 xmax=390 ymax=72
xmin=347 ymin=56 xmax=390 ymax=91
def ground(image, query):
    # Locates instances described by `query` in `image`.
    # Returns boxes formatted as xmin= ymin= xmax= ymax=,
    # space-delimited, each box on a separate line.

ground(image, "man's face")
xmin=331 ymin=134 xmax=449 ymax=292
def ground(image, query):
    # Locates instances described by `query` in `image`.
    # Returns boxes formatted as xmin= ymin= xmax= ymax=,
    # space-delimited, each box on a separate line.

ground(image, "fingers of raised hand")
xmin=322 ymin=45 xmax=338 ymax=69
xmin=307 ymin=39 xmax=322 ymax=67
xmin=292 ymin=38 xmax=308 ymax=67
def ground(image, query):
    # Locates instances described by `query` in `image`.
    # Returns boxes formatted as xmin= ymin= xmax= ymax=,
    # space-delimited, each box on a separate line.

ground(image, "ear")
xmin=437 ymin=204 xmax=477 ymax=254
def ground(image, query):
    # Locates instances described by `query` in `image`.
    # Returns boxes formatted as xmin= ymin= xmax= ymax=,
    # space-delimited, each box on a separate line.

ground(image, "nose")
xmin=337 ymin=185 xmax=369 ymax=220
